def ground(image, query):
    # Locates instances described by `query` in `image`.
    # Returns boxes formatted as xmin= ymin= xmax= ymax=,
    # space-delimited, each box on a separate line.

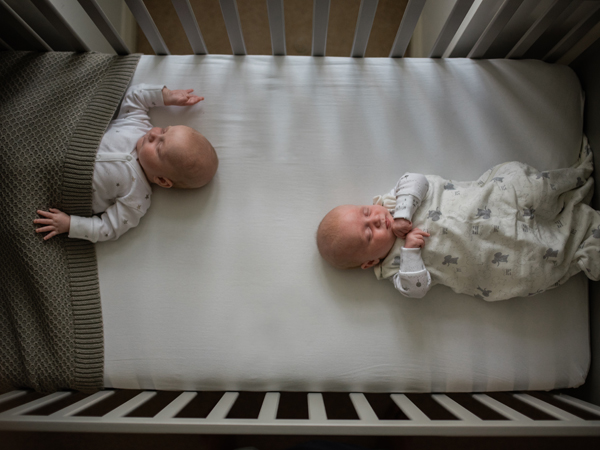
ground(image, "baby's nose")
xmin=148 ymin=128 xmax=161 ymax=140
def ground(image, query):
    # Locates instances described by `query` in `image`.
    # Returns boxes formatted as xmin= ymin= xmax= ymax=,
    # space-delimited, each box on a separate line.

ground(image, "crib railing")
xmin=2 ymin=0 xmax=600 ymax=439
xmin=1 ymin=0 xmax=600 ymax=64
xmin=1 ymin=389 xmax=600 ymax=435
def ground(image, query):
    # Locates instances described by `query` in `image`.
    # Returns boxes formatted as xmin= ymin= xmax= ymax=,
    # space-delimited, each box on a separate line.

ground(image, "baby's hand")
xmin=162 ymin=87 xmax=204 ymax=106
xmin=392 ymin=218 xmax=412 ymax=239
xmin=34 ymin=208 xmax=71 ymax=240
xmin=405 ymin=228 xmax=430 ymax=249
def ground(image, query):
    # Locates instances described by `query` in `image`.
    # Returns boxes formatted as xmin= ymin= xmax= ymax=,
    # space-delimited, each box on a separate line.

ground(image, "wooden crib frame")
xmin=1 ymin=0 xmax=600 ymax=438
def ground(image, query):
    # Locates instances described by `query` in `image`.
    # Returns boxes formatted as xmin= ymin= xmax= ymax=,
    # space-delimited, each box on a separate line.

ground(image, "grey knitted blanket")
xmin=0 ymin=51 xmax=140 ymax=393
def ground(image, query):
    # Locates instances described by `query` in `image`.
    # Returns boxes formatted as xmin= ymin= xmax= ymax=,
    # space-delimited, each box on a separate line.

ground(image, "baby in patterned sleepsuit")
xmin=318 ymin=139 xmax=600 ymax=301
xmin=34 ymin=84 xmax=218 ymax=242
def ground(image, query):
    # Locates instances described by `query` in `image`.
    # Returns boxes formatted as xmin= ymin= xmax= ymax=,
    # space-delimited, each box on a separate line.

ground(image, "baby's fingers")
xmin=413 ymin=228 xmax=430 ymax=237
xmin=36 ymin=209 xmax=53 ymax=218
xmin=35 ymin=225 xmax=55 ymax=233
xmin=43 ymin=231 xmax=57 ymax=240
xmin=187 ymin=96 xmax=204 ymax=104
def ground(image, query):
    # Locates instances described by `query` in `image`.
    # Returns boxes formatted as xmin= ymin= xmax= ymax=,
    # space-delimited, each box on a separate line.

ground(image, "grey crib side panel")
xmin=571 ymin=35 xmax=600 ymax=408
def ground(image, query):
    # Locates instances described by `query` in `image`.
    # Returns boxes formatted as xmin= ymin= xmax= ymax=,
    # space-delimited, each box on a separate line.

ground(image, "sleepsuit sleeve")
xmin=390 ymin=247 xmax=432 ymax=298
xmin=393 ymin=173 xmax=429 ymax=222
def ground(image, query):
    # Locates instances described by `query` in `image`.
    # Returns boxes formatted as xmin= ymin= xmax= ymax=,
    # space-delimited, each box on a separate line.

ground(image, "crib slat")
xmin=171 ymin=0 xmax=207 ymax=55
xmin=390 ymin=394 xmax=430 ymax=421
xmin=506 ymin=0 xmax=569 ymax=59
xmin=349 ymin=393 xmax=379 ymax=422
xmin=0 ymin=391 xmax=27 ymax=405
xmin=543 ymin=4 xmax=600 ymax=63
xmin=102 ymin=391 xmax=156 ymax=419
xmin=266 ymin=0 xmax=286 ymax=56
xmin=0 ymin=392 xmax=71 ymax=417
xmin=389 ymin=0 xmax=427 ymax=58
xmin=312 ymin=0 xmax=330 ymax=56
xmin=307 ymin=393 xmax=327 ymax=421
xmin=125 ymin=0 xmax=170 ymax=55
xmin=513 ymin=394 xmax=582 ymax=421
xmin=472 ymin=394 xmax=532 ymax=422
xmin=257 ymin=392 xmax=280 ymax=421
xmin=557 ymin=19 xmax=600 ymax=66
xmin=467 ymin=0 xmax=522 ymax=59
xmin=432 ymin=394 xmax=482 ymax=422
xmin=0 ymin=36 xmax=12 ymax=51
xmin=429 ymin=0 xmax=475 ymax=57
xmin=555 ymin=394 xmax=600 ymax=416
xmin=49 ymin=391 xmax=114 ymax=418
xmin=0 ymin=0 xmax=52 ymax=51
xmin=153 ymin=392 xmax=197 ymax=419
xmin=78 ymin=0 xmax=130 ymax=55
xmin=31 ymin=0 xmax=89 ymax=52
xmin=206 ymin=392 xmax=238 ymax=420
xmin=351 ymin=0 xmax=379 ymax=57
xmin=219 ymin=0 xmax=247 ymax=55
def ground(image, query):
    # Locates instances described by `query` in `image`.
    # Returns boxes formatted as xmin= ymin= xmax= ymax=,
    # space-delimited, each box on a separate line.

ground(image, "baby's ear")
xmin=361 ymin=259 xmax=380 ymax=269
xmin=155 ymin=176 xmax=173 ymax=188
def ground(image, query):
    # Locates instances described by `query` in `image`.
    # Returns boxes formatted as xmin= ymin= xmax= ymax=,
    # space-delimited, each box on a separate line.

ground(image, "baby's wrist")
xmin=162 ymin=87 xmax=170 ymax=105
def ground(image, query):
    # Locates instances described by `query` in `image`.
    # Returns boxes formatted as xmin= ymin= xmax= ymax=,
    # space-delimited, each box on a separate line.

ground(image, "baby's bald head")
xmin=137 ymin=125 xmax=218 ymax=189
xmin=317 ymin=205 xmax=363 ymax=269
xmin=165 ymin=126 xmax=218 ymax=189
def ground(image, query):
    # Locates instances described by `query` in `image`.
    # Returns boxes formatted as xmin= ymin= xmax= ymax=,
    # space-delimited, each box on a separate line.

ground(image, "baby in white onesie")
xmin=34 ymin=84 xmax=218 ymax=243
xmin=317 ymin=173 xmax=432 ymax=298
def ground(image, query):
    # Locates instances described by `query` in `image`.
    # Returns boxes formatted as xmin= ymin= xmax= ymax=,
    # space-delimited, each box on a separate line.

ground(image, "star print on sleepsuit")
xmin=444 ymin=182 xmax=455 ymax=190
xmin=543 ymin=248 xmax=558 ymax=259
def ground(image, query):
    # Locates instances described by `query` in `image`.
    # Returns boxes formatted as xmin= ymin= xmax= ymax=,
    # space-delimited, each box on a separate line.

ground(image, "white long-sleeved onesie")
xmin=68 ymin=84 xmax=165 ymax=242
xmin=373 ymin=173 xmax=432 ymax=298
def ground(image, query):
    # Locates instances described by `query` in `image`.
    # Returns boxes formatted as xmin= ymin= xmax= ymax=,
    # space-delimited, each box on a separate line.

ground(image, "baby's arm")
xmin=392 ymin=173 xmax=429 ymax=238
xmin=391 ymin=228 xmax=431 ymax=298
xmin=68 ymin=200 xmax=146 ymax=243
xmin=116 ymin=84 xmax=165 ymax=124
xmin=35 ymin=201 xmax=146 ymax=243
xmin=116 ymin=85 xmax=203 ymax=124
xmin=162 ymin=87 xmax=204 ymax=106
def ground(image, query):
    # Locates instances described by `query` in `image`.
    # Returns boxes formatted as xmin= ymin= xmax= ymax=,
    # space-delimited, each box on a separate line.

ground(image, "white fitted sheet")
xmin=99 ymin=56 xmax=589 ymax=392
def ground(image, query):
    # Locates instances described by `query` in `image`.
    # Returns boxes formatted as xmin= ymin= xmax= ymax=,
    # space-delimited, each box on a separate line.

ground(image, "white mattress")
xmin=99 ymin=55 xmax=589 ymax=392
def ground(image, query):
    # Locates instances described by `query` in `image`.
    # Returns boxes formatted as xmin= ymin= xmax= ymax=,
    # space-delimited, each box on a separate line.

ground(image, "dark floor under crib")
xmin=2 ymin=430 xmax=600 ymax=449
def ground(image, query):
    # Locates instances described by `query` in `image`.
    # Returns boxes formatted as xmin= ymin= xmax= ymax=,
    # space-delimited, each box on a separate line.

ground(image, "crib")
xmin=1 ymin=0 xmax=600 ymax=442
